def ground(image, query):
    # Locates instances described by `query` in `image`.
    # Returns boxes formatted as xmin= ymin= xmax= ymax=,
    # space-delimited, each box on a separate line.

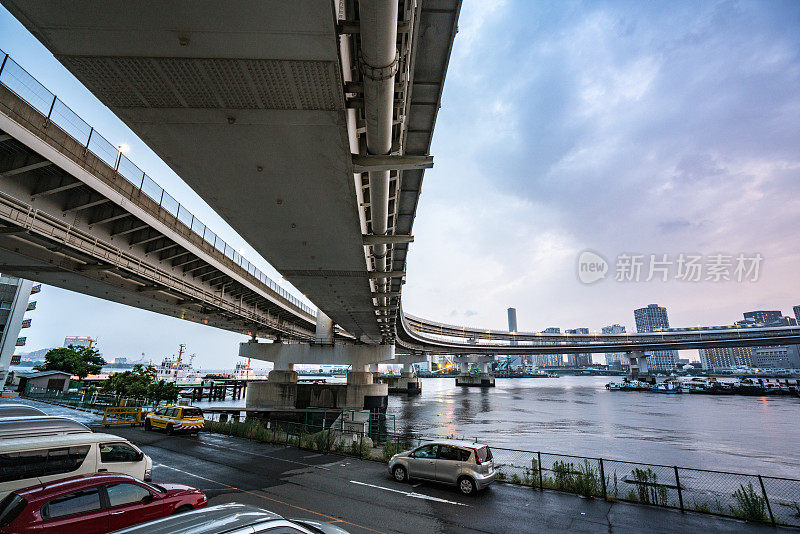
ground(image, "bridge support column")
xmin=375 ymin=356 xmax=424 ymax=395
xmin=240 ymin=340 xmax=391 ymax=411
xmin=627 ymin=351 xmax=654 ymax=383
xmin=453 ymin=354 xmax=496 ymax=388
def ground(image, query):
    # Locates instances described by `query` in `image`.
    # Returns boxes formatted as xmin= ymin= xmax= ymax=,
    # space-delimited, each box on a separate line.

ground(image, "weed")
xmin=730 ymin=482 xmax=768 ymax=522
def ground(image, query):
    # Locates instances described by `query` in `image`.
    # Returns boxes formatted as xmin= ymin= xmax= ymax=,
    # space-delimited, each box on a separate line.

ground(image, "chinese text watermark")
xmin=577 ymin=251 xmax=762 ymax=284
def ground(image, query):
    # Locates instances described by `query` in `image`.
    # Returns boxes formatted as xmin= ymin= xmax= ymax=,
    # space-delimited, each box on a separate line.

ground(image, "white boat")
xmin=156 ymin=353 xmax=202 ymax=384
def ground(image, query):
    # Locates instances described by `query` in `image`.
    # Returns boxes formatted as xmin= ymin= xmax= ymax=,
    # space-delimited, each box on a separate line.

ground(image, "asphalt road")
xmin=95 ymin=425 xmax=783 ymax=534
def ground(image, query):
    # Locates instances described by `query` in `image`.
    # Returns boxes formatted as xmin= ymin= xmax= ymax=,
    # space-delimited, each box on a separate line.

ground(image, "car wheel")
xmin=172 ymin=505 xmax=193 ymax=515
xmin=144 ymin=419 xmax=151 ymax=431
xmin=166 ymin=423 xmax=174 ymax=435
xmin=458 ymin=476 xmax=476 ymax=496
xmin=392 ymin=465 xmax=407 ymax=482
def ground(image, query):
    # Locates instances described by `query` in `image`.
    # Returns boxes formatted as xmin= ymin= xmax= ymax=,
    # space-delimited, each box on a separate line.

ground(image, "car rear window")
xmin=0 ymin=493 xmax=27 ymax=527
xmin=182 ymin=408 xmax=202 ymax=418
xmin=477 ymin=446 xmax=492 ymax=462
xmin=43 ymin=488 xmax=102 ymax=519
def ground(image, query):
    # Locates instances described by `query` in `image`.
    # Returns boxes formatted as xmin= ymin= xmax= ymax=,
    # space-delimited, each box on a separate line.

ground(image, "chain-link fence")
xmin=486 ymin=447 xmax=799 ymax=527
xmin=23 ymin=385 xmax=150 ymax=413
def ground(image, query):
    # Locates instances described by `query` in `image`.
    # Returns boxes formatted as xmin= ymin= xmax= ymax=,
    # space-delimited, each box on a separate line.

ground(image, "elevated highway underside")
xmin=0 ymin=77 xmax=316 ymax=340
xmin=1 ymin=0 xmax=461 ymax=345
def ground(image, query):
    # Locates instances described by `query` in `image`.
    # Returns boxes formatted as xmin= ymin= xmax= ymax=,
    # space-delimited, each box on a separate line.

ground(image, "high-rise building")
xmin=565 ymin=328 xmax=590 ymax=366
xmin=602 ymin=324 xmax=626 ymax=367
xmin=742 ymin=310 xmax=783 ymax=325
xmin=0 ymin=274 xmax=36 ymax=385
xmin=794 ymin=305 xmax=800 ymax=327
xmin=634 ymin=304 xmax=678 ymax=371
xmin=699 ymin=347 xmax=753 ymax=370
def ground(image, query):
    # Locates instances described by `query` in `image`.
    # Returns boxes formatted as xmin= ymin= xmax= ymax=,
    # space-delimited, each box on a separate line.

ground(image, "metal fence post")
xmin=599 ymin=459 xmax=607 ymax=500
xmin=757 ymin=475 xmax=775 ymax=526
xmin=83 ymin=127 xmax=93 ymax=156
xmin=674 ymin=466 xmax=684 ymax=512
xmin=537 ymin=451 xmax=543 ymax=490
xmin=44 ymin=96 xmax=56 ymax=127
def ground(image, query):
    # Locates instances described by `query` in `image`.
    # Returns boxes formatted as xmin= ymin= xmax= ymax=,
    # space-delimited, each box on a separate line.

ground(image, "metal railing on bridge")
xmin=0 ymin=49 xmax=315 ymax=317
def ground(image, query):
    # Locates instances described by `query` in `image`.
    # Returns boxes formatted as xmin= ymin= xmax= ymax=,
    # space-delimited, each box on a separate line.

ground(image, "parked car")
xmin=144 ymin=406 xmax=204 ymax=435
xmin=112 ymin=502 xmax=349 ymax=534
xmin=0 ymin=404 xmax=45 ymax=418
xmin=0 ymin=433 xmax=152 ymax=499
xmin=0 ymin=473 xmax=206 ymax=533
xmin=388 ymin=440 xmax=496 ymax=495
xmin=0 ymin=415 xmax=90 ymax=439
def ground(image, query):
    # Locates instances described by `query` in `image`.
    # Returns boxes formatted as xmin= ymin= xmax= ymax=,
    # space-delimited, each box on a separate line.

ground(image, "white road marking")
xmin=349 ymin=480 xmax=469 ymax=506
xmin=154 ymin=463 xmax=232 ymax=487
xmin=174 ymin=435 xmax=331 ymax=471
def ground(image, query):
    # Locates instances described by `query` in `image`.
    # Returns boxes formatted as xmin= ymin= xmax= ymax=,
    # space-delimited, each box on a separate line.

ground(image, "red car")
xmin=0 ymin=473 xmax=207 ymax=533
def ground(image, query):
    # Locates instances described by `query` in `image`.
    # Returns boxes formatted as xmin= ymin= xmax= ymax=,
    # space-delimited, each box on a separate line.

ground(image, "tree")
xmin=102 ymin=365 xmax=179 ymax=403
xmin=147 ymin=380 xmax=179 ymax=403
xmin=102 ymin=364 xmax=154 ymax=399
xmin=35 ymin=345 xmax=105 ymax=379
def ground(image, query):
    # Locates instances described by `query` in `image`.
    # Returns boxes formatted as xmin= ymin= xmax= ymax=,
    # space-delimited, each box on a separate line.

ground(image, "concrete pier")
xmin=378 ymin=372 xmax=422 ymax=395
xmin=245 ymin=369 xmax=387 ymax=412
xmin=455 ymin=373 xmax=496 ymax=387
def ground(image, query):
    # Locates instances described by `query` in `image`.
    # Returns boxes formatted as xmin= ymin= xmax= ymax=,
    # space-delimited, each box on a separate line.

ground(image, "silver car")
xmin=112 ymin=502 xmax=350 ymax=533
xmin=388 ymin=439 xmax=496 ymax=495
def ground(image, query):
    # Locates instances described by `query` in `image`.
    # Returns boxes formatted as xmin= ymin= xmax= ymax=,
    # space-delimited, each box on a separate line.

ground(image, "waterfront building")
xmin=0 ymin=274 xmax=36 ymax=385
xmin=542 ymin=327 xmax=560 ymax=334
xmin=794 ymin=305 xmax=800 ymax=326
xmin=752 ymin=346 xmax=800 ymax=369
xmin=602 ymin=324 xmax=626 ymax=367
xmin=565 ymin=328 xmax=590 ymax=366
xmin=699 ymin=346 xmax=754 ymax=370
xmin=534 ymin=354 xmax=563 ymax=367
xmin=634 ymin=304 xmax=678 ymax=371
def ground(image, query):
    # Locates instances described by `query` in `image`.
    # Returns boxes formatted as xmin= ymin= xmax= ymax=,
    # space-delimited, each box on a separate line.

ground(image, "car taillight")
xmin=471 ymin=448 xmax=481 ymax=465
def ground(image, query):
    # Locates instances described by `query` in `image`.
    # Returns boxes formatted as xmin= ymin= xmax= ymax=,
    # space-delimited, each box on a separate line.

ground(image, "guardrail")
xmin=101 ymin=406 xmax=152 ymax=427
xmin=0 ymin=48 xmax=315 ymax=317
xmin=202 ymin=415 xmax=800 ymax=528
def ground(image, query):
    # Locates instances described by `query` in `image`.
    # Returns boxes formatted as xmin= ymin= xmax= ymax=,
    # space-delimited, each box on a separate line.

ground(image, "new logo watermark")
xmin=577 ymin=250 xmax=608 ymax=284
xmin=577 ymin=252 xmax=762 ymax=284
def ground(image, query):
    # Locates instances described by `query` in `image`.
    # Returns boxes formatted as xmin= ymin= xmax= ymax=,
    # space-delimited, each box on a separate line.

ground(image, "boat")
xmin=156 ymin=345 xmax=203 ymax=385
xmin=605 ymin=379 xmax=652 ymax=391
xmin=651 ymin=380 xmax=682 ymax=393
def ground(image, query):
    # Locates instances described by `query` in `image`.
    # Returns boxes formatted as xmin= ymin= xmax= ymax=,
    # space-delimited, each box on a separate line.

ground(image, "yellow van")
xmin=144 ymin=406 xmax=204 ymax=435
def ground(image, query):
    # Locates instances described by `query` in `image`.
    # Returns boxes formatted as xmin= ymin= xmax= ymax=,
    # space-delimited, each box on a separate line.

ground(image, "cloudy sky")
xmin=2 ymin=1 xmax=799 ymax=367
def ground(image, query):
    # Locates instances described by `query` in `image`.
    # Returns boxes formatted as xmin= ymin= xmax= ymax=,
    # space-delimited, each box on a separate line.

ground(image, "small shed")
xmin=16 ymin=370 xmax=72 ymax=393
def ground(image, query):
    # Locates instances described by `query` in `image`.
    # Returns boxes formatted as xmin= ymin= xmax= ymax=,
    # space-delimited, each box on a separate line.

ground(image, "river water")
xmin=387 ymin=377 xmax=799 ymax=478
